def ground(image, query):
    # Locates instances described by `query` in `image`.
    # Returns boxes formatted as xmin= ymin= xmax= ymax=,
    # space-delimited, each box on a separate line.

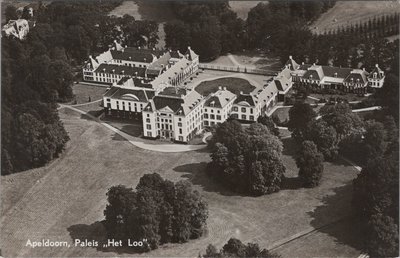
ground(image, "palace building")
xmin=93 ymin=47 xmax=319 ymax=142
xmin=286 ymin=56 xmax=385 ymax=93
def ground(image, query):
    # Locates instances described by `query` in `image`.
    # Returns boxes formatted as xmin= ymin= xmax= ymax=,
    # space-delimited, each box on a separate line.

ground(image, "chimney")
xmin=363 ymin=67 xmax=365 ymax=71
xmin=223 ymin=87 xmax=226 ymax=90
xmin=375 ymin=64 xmax=379 ymax=68
xmin=138 ymin=46 xmax=141 ymax=50
xmin=188 ymin=46 xmax=191 ymax=50
xmin=302 ymin=62 xmax=305 ymax=65
xmin=218 ymin=86 xmax=222 ymax=90
xmin=289 ymin=55 xmax=292 ymax=60
xmin=240 ymin=91 xmax=243 ymax=95
xmin=122 ymin=70 xmax=125 ymax=74
xmin=89 ymin=55 xmax=92 ymax=58
xmin=180 ymin=94 xmax=184 ymax=99
xmin=112 ymin=69 xmax=115 ymax=73
xmin=129 ymin=56 xmax=132 ymax=60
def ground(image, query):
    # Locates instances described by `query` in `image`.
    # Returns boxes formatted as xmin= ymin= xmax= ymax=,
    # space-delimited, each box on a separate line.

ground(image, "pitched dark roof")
xmin=344 ymin=71 xmax=368 ymax=84
xmin=303 ymin=69 xmax=322 ymax=80
xmin=104 ymin=87 xmax=120 ymax=97
xmin=95 ymin=64 xmax=146 ymax=77
xmin=321 ymin=66 xmax=352 ymax=78
xmin=110 ymin=48 xmax=157 ymax=63
xmin=153 ymin=96 xmax=184 ymax=113
xmin=368 ymin=65 xmax=384 ymax=79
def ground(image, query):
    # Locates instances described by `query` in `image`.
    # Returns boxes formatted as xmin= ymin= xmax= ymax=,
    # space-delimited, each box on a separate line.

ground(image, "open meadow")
xmin=0 ymin=104 xmax=363 ymax=257
xmin=310 ymin=1 xmax=399 ymax=34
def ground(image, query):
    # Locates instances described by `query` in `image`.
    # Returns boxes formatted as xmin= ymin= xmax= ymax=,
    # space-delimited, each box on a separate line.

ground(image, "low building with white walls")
xmin=286 ymin=56 xmax=384 ymax=93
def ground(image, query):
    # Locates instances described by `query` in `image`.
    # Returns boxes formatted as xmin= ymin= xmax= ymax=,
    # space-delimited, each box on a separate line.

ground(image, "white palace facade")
xmin=86 ymin=47 xmax=384 ymax=143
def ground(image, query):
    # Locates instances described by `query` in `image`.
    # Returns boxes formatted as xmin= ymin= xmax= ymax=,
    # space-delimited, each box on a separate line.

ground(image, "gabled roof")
xmin=185 ymin=47 xmax=198 ymax=61
xmin=368 ymin=64 xmax=385 ymax=79
xmin=285 ymin=56 xmax=300 ymax=71
xmin=110 ymin=49 xmax=156 ymax=63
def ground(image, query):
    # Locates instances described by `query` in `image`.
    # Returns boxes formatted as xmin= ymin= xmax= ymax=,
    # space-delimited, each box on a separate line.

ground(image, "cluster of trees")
xmin=104 ymin=173 xmax=208 ymax=252
xmin=1 ymin=34 xmax=72 ymax=174
xmin=5 ymin=4 xmax=34 ymax=21
xmin=203 ymin=238 xmax=280 ymax=258
xmin=207 ymin=120 xmax=285 ymax=196
xmin=351 ymin=56 xmax=399 ymax=257
xmin=323 ymin=13 xmax=399 ymax=39
xmin=164 ymin=1 xmax=336 ymax=61
xmin=165 ymin=2 xmax=245 ymax=61
xmin=2 ymin=1 xmax=162 ymax=175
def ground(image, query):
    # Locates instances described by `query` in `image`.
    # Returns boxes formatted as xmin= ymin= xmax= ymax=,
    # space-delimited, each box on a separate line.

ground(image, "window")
xmin=147 ymin=114 xmax=150 ymax=117
xmin=179 ymin=136 xmax=183 ymax=141
xmin=146 ymin=118 xmax=150 ymax=123
xmin=216 ymin=115 xmax=221 ymax=120
xmin=233 ymin=106 xmax=238 ymax=111
xmin=147 ymin=132 xmax=152 ymax=137
xmin=107 ymin=98 xmax=110 ymax=102
xmin=211 ymin=109 xmax=214 ymax=113
xmin=241 ymin=107 xmax=246 ymax=113
xmin=242 ymin=114 xmax=246 ymax=120
xmin=250 ymin=108 xmax=253 ymax=114
xmin=210 ymin=114 xmax=215 ymax=119
xmin=146 ymin=124 xmax=151 ymax=130
xmin=250 ymin=115 xmax=254 ymax=121
xmin=204 ymin=114 xmax=208 ymax=119
xmin=179 ymin=128 xmax=182 ymax=134
xmin=204 ymin=121 xmax=209 ymax=126
xmin=178 ymin=122 xmax=182 ymax=127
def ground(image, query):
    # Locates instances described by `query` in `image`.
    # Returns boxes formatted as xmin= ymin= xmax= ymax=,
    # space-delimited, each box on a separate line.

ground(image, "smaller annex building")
xmin=286 ymin=56 xmax=385 ymax=93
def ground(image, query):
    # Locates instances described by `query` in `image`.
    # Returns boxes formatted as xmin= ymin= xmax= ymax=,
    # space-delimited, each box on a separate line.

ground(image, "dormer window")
xmin=334 ymin=72 xmax=337 ymax=77
xmin=373 ymin=72 xmax=377 ymax=79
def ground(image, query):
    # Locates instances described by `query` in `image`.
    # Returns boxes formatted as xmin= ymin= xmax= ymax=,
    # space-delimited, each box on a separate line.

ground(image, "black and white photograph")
xmin=0 ymin=0 xmax=399 ymax=257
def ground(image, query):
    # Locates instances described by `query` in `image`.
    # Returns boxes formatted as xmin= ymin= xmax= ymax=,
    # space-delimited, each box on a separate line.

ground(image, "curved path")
xmin=58 ymin=104 xmax=207 ymax=153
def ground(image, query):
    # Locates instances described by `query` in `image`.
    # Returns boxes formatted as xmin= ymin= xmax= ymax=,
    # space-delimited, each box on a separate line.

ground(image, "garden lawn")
xmin=195 ymin=77 xmax=256 ymax=96
xmin=69 ymin=83 xmax=108 ymax=105
xmin=1 ymin=107 xmax=362 ymax=258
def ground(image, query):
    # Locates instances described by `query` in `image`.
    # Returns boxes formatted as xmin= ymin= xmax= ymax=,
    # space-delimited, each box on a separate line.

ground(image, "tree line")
xmin=104 ymin=173 xmax=208 ymax=252
xmin=164 ymin=1 xmax=336 ymax=61
xmin=322 ymin=13 xmax=399 ymax=39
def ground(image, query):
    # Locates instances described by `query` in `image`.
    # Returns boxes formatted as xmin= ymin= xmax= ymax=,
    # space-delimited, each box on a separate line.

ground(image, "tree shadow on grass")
xmin=281 ymin=176 xmax=303 ymax=190
xmin=173 ymin=162 xmax=246 ymax=197
xmin=281 ymin=137 xmax=299 ymax=158
xmin=307 ymin=184 xmax=365 ymax=253
xmin=67 ymin=221 xmax=140 ymax=255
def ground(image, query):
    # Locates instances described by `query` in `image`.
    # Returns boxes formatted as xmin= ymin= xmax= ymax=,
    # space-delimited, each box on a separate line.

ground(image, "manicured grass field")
xmin=195 ymin=77 xmax=256 ymax=96
xmin=0 ymin=107 xmax=362 ymax=257
xmin=69 ymin=83 xmax=108 ymax=105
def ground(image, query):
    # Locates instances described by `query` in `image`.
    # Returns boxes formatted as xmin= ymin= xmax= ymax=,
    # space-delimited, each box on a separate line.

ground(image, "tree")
xmin=103 ymin=173 xmax=208 ymax=252
xmin=5 ymin=5 xmax=18 ymax=21
xmin=305 ymin=120 xmax=338 ymax=161
xmin=203 ymin=238 xmax=281 ymax=258
xmin=363 ymin=120 xmax=387 ymax=160
xmin=296 ymin=141 xmax=324 ymax=187
xmin=367 ymin=213 xmax=399 ymax=257
xmin=352 ymin=156 xmax=399 ymax=256
xmin=208 ymin=121 xmax=285 ymax=196
xmin=257 ymin=116 xmax=280 ymax=136
xmin=288 ymin=102 xmax=316 ymax=142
